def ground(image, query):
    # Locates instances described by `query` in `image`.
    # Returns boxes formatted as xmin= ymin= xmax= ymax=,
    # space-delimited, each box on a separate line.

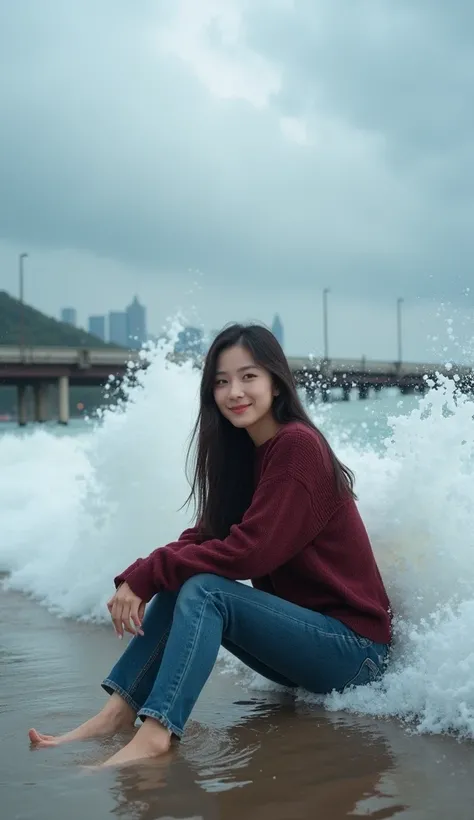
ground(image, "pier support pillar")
xmin=359 ymin=384 xmax=369 ymax=400
xmin=17 ymin=384 xmax=28 ymax=426
xmin=58 ymin=376 xmax=69 ymax=425
xmin=342 ymin=385 xmax=351 ymax=402
xmin=321 ymin=386 xmax=331 ymax=402
xmin=33 ymin=383 xmax=49 ymax=423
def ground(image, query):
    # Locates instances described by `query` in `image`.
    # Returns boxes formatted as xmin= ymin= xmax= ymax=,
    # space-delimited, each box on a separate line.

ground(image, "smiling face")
xmin=213 ymin=344 xmax=281 ymax=446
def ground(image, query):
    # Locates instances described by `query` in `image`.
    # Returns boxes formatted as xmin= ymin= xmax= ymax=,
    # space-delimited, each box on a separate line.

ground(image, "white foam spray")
xmin=1 ymin=342 xmax=474 ymax=738
xmin=0 ymin=339 xmax=200 ymax=620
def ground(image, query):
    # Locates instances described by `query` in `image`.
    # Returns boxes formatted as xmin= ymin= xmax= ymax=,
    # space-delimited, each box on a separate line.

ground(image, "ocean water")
xmin=2 ymin=343 xmax=474 ymax=740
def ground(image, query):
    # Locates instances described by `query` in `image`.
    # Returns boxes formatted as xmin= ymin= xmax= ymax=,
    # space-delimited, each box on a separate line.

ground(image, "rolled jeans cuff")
xmin=137 ymin=707 xmax=183 ymax=738
xmin=101 ymin=678 xmax=141 ymax=714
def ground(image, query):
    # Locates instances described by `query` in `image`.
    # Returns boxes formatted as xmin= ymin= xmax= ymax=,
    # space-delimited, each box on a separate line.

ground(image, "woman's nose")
xmin=229 ymin=381 xmax=245 ymax=398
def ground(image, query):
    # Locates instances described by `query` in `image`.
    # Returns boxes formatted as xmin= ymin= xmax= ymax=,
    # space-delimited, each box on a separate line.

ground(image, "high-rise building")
xmin=109 ymin=311 xmax=128 ymax=347
xmin=126 ymin=295 xmax=147 ymax=350
xmin=88 ymin=315 xmax=106 ymax=341
xmin=271 ymin=314 xmax=284 ymax=349
xmin=61 ymin=307 xmax=77 ymax=326
xmin=174 ymin=326 xmax=204 ymax=356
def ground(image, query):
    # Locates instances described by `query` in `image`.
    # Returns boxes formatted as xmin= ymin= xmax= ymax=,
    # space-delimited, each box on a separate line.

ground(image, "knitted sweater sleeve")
xmin=114 ymin=525 xmax=202 ymax=588
xmin=117 ymin=431 xmax=341 ymax=602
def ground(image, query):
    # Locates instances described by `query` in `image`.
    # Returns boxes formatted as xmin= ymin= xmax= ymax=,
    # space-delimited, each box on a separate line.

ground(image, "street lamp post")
xmin=397 ymin=297 xmax=404 ymax=365
xmin=19 ymin=252 xmax=28 ymax=302
xmin=19 ymin=252 xmax=28 ymax=353
xmin=323 ymin=287 xmax=330 ymax=361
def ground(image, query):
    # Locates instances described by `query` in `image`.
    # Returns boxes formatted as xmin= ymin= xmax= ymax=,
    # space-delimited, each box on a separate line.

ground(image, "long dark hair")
xmin=185 ymin=323 xmax=355 ymax=540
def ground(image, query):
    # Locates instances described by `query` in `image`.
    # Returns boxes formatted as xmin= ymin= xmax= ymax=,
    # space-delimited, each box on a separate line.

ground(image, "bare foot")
xmin=28 ymin=693 xmax=137 ymax=748
xmin=99 ymin=717 xmax=171 ymax=767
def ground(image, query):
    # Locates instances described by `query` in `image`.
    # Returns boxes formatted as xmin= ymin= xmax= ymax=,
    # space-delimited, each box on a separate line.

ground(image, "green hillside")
xmin=0 ymin=290 xmax=118 ymax=347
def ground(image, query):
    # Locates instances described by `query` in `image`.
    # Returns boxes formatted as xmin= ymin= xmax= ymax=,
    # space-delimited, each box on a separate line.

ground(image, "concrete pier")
xmin=58 ymin=375 xmax=69 ymax=425
xmin=17 ymin=384 xmax=28 ymax=426
xmin=33 ymin=383 xmax=48 ymax=423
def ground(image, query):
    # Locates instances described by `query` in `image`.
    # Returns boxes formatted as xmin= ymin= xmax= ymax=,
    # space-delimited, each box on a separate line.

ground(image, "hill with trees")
xmin=0 ymin=290 xmax=119 ymax=347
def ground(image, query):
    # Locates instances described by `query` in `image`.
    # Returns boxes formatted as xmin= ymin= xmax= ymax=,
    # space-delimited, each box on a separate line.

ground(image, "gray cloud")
xmin=1 ymin=1 xmax=474 ymax=355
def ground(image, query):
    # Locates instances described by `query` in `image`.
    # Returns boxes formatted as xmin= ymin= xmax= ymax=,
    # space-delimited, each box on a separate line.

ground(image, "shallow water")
xmin=3 ymin=586 xmax=474 ymax=820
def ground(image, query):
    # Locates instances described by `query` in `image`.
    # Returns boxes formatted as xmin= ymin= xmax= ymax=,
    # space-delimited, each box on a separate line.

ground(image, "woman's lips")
xmin=230 ymin=404 xmax=251 ymax=415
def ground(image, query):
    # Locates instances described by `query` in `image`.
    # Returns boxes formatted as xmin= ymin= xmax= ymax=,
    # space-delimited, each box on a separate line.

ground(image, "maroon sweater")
xmin=116 ymin=422 xmax=392 ymax=644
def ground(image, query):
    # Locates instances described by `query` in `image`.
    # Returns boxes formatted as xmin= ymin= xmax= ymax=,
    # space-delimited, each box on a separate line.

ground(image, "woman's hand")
xmin=107 ymin=582 xmax=145 ymax=639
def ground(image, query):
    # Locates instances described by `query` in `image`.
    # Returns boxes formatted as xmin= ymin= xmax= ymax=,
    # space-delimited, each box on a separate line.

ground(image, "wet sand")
xmin=2 ymin=588 xmax=474 ymax=820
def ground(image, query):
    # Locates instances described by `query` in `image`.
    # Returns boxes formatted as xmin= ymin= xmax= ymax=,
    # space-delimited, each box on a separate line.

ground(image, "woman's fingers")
xmin=111 ymin=599 xmax=143 ymax=638
xmin=109 ymin=585 xmax=144 ymax=638
xmin=122 ymin=606 xmax=141 ymax=636
xmin=119 ymin=603 xmax=137 ymax=637
xmin=111 ymin=599 xmax=125 ymax=638
xmin=130 ymin=601 xmax=144 ymax=636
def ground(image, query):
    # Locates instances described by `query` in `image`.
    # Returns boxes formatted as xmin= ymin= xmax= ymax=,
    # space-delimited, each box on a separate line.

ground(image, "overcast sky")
xmin=1 ymin=0 xmax=474 ymax=360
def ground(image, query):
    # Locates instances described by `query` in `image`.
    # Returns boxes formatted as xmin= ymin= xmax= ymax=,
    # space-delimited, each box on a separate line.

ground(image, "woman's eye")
xmin=215 ymin=379 xmax=227 ymax=386
xmin=243 ymin=373 xmax=257 ymax=380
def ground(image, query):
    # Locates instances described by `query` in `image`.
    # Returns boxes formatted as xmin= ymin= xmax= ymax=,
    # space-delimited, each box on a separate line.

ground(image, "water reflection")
xmin=3 ymin=589 xmax=474 ymax=819
xmin=99 ymin=703 xmax=401 ymax=820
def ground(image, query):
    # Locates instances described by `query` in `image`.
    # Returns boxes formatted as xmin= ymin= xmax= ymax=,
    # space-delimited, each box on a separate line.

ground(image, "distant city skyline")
xmin=18 ymin=268 xmax=471 ymax=363
xmin=7 ymin=250 xmax=466 ymax=364
xmin=61 ymin=295 xmax=148 ymax=348
xmin=16 ymin=273 xmax=468 ymax=365
xmin=59 ymin=297 xmax=286 ymax=353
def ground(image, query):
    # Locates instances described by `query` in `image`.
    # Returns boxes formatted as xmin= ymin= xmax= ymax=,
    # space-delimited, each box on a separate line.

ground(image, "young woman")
xmin=29 ymin=324 xmax=391 ymax=766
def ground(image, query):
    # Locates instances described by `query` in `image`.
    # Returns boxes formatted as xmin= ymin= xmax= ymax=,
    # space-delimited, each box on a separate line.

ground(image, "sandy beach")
xmin=1 ymin=585 xmax=474 ymax=820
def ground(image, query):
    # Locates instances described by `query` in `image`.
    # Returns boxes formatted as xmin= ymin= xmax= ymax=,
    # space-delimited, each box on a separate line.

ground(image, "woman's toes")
xmin=29 ymin=728 xmax=56 ymax=745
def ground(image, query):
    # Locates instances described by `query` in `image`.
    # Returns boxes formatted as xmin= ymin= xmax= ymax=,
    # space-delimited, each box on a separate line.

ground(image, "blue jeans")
xmin=102 ymin=573 xmax=389 ymax=738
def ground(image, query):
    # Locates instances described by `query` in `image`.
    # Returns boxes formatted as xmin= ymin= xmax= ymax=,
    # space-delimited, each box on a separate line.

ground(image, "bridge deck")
xmin=0 ymin=346 xmax=469 ymax=378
